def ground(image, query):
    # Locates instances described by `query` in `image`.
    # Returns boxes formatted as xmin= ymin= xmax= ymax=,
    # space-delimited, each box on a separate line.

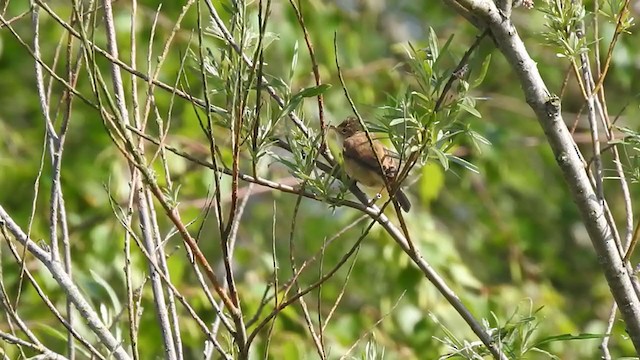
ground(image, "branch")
xmin=100 ymin=0 xmax=178 ymax=357
xmin=451 ymin=0 xmax=640 ymax=352
xmin=0 ymin=207 xmax=131 ymax=360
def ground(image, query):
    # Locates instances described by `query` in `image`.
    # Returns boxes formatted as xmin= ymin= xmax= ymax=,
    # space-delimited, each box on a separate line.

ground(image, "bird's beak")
xmin=325 ymin=125 xmax=343 ymax=160
xmin=328 ymin=124 xmax=339 ymax=136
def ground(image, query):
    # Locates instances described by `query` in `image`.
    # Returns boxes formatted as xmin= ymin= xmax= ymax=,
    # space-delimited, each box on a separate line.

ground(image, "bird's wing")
xmin=343 ymin=134 xmax=399 ymax=178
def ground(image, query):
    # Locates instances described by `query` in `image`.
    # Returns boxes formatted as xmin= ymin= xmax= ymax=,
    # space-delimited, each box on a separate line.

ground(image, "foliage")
xmin=0 ymin=0 xmax=639 ymax=359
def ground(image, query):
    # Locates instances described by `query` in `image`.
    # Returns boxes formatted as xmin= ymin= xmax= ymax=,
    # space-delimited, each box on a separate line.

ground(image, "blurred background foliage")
xmin=1 ymin=0 xmax=640 ymax=359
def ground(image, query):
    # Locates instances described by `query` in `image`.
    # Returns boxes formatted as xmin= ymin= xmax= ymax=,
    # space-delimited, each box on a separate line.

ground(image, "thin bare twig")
xmin=125 ymin=0 xmax=141 ymax=358
xmin=600 ymin=301 xmax=617 ymax=360
xmin=246 ymin=219 xmax=368 ymax=347
xmin=108 ymin=200 xmax=233 ymax=360
xmin=0 ymin=331 xmax=67 ymax=360
xmin=288 ymin=0 xmax=326 ymax=136
xmin=288 ymin=193 xmax=326 ymax=359
xmin=100 ymin=0 xmax=178 ymax=357
xmin=339 ymin=293 xmax=405 ymax=360
xmin=207 ymin=183 xmax=254 ymax=359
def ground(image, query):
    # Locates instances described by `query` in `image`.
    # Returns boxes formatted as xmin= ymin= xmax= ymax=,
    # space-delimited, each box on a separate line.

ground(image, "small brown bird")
xmin=331 ymin=116 xmax=411 ymax=212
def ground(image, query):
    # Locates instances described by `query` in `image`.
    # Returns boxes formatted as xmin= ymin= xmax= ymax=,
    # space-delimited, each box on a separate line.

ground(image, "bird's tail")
xmin=393 ymin=189 xmax=411 ymax=212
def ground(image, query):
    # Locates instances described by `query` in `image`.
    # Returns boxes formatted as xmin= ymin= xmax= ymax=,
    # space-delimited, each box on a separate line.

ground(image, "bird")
xmin=330 ymin=116 xmax=411 ymax=212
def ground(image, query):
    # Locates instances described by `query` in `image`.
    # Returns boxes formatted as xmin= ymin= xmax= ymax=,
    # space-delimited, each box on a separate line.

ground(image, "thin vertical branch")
xmin=262 ymin=201 xmax=279 ymax=358
xmin=195 ymin=0 xmax=224 ymax=236
xmin=100 ymin=0 xmax=177 ymax=357
xmin=288 ymin=0 xmax=326 ymax=132
xmin=250 ymin=0 xmax=270 ymax=177
xmin=207 ymin=183 xmax=254 ymax=359
xmin=137 ymin=3 xmax=196 ymax=357
xmin=215 ymin=2 xmax=250 ymax=356
xmin=288 ymin=195 xmax=326 ymax=359
xmin=589 ymin=0 xmax=631 ymax=97
xmin=600 ymin=301 xmax=617 ymax=360
xmin=126 ymin=0 xmax=141 ymax=357
xmin=589 ymin=1 xmax=635 ymax=253
xmin=31 ymin=1 xmax=61 ymax=263
xmin=31 ymin=3 xmax=80 ymax=358
xmin=110 ymin=206 xmax=233 ymax=360
xmin=574 ymin=20 xmax=603 ymax=204
xmin=57 ymin=3 xmax=91 ymax=357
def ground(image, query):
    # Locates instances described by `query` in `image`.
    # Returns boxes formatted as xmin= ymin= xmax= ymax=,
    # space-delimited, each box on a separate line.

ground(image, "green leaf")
xmin=426 ymin=27 xmax=439 ymax=61
xmin=269 ymin=153 xmax=298 ymax=172
xmin=472 ymin=54 xmax=492 ymax=88
xmin=276 ymin=84 xmax=331 ymax=119
xmin=458 ymin=100 xmax=482 ymax=118
xmin=411 ymin=91 xmax=433 ymax=107
xmin=431 ymin=148 xmax=449 ymax=171
xmin=295 ymin=83 xmax=331 ymax=98
xmin=90 ymin=270 xmax=122 ymax=314
xmin=436 ymin=129 xmax=465 ymax=146
xmin=289 ymin=40 xmax=299 ymax=82
xmin=447 ymin=154 xmax=479 ymax=173
xmin=533 ymin=333 xmax=606 ymax=347
xmin=433 ymin=32 xmax=454 ymax=71
xmin=469 ymin=129 xmax=492 ymax=146
xmin=389 ymin=117 xmax=410 ymax=127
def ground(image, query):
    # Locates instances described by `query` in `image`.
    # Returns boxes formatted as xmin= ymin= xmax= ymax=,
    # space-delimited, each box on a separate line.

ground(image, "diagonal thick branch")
xmin=449 ymin=0 xmax=640 ymax=353
xmin=0 ymin=207 xmax=131 ymax=360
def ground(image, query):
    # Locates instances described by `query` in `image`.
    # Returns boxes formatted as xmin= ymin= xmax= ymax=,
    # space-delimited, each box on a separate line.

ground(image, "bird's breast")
xmin=343 ymin=157 xmax=386 ymax=187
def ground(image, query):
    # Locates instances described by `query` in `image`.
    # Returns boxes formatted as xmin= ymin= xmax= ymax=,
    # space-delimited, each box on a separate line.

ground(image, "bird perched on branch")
xmin=330 ymin=116 xmax=411 ymax=212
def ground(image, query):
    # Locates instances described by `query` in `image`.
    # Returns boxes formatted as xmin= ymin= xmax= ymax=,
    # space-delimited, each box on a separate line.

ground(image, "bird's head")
xmin=331 ymin=116 xmax=364 ymax=139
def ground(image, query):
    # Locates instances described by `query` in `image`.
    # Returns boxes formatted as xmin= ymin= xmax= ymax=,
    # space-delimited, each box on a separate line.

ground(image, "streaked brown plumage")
xmin=332 ymin=116 xmax=411 ymax=212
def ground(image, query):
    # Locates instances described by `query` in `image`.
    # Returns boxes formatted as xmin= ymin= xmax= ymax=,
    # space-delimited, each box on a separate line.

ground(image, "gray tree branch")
xmin=0 ymin=206 xmax=131 ymax=360
xmin=450 ymin=0 xmax=640 ymax=353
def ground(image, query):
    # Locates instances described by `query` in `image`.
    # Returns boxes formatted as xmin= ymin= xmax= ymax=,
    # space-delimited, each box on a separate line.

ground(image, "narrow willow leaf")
xmin=432 ymin=148 xmax=449 ymax=171
xmin=533 ymin=333 xmax=606 ymax=347
xmin=277 ymin=84 xmax=331 ymax=119
xmin=447 ymin=154 xmax=479 ymax=173
xmin=472 ymin=54 xmax=492 ymax=88
xmin=458 ymin=101 xmax=482 ymax=118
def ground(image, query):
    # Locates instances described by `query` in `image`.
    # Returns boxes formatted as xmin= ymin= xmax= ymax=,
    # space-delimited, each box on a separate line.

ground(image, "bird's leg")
xmin=373 ymin=185 xmax=385 ymax=205
xmin=363 ymin=186 xmax=384 ymax=208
